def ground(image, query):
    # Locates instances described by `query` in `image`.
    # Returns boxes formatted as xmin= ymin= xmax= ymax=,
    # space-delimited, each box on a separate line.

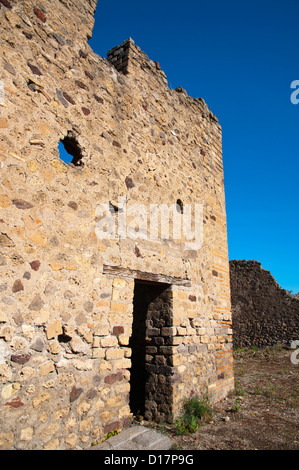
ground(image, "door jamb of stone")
xmin=103 ymin=265 xmax=191 ymax=422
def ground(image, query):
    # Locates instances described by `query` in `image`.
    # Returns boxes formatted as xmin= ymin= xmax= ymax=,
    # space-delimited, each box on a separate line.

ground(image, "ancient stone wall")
xmin=0 ymin=0 xmax=233 ymax=449
xmin=230 ymin=260 xmax=299 ymax=349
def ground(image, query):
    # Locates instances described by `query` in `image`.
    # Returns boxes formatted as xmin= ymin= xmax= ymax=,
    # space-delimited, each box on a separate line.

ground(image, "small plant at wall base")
xmin=104 ymin=429 xmax=120 ymax=440
xmin=91 ymin=429 xmax=120 ymax=447
xmin=174 ymin=396 xmax=213 ymax=434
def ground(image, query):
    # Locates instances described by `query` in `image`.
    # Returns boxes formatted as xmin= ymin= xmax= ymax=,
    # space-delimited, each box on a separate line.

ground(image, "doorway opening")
xmin=129 ymin=280 xmax=173 ymax=422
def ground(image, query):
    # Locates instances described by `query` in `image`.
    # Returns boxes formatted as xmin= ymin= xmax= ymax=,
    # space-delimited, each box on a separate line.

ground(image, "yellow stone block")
xmin=22 ymin=215 xmax=36 ymax=231
xmin=33 ymin=310 xmax=49 ymax=325
xmin=118 ymin=336 xmax=130 ymax=346
xmin=114 ymin=358 xmax=131 ymax=370
xmin=29 ymin=231 xmax=47 ymax=247
xmin=38 ymin=124 xmax=50 ymax=136
xmin=106 ymin=395 xmax=123 ymax=408
xmin=98 ymin=361 xmax=112 ymax=373
xmin=33 ymin=391 xmax=50 ymax=408
xmin=105 ymin=348 xmax=124 ymax=360
xmin=20 ymin=427 xmax=34 ymax=442
xmin=39 ymin=361 xmax=55 ymax=377
xmin=0 ymin=311 xmax=8 ymax=323
xmin=115 ymin=382 xmax=130 ymax=395
xmin=99 ymin=411 xmax=114 ymax=422
xmin=39 ymin=422 xmax=60 ymax=438
xmin=0 ymin=118 xmax=8 ymax=129
xmin=119 ymin=405 xmax=131 ymax=419
xmin=41 ymin=168 xmax=55 ymax=182
xmin=46 ymin=321 xmax=63 ymax=340
xmin=92 ymin=348 xmax=105 ymax=359
xmin=94 ymin=398 xmax=105 ymax=411
xmin=113 ymin=278 xmax=127 ymax=289
xmin=171 ymin=354 xmax=183 ymax=367
xmin=178 ymin=291 xmax=187 ymax=300
xmin=79 ymin=417 xmax=94 ymax=432
xmin=65 ymin=433 xmax=77 ymax=448
xmin=43 ymin=439 xmax=59 ymax=450
xmin=96 ymin=300 xmax=110 ymax=308
xmin=12 ymin=227 xmax=25 ymax=239
xmin=0 ymin=194 xmax=11 ymax=208
xmin=0 ymin=432 xmax=14 ymax=450
xmin=5 ymin=11 xmax=21 ymax=27
xmin=110 ymin=302 xmax=127 ymax=313
xmin=187 ymin=309 xmax=197 ymax=319
xmin=77 ymin=402 xmax=91 ymax=416
xmin=100 ymin=336 xmax=118 ymax=348
xmin=1 ymin=383 xmax=20 ymax=400
xmin=112 ymin=289 xmax=119 ymax=301
xmin=27 ymin=160 xmax=39 ymax=172
xmin=50 ymin=159 xmax=68 ymax=173
xmin=201 ymin=336 xmax=210 ymax=344
xmin=49 ymin=262 xmax=64 ymax=271
xmin=52 ymin=100 xmax=59 ymax=109
xmin=2 ymin=179 xmax=12 ymax=190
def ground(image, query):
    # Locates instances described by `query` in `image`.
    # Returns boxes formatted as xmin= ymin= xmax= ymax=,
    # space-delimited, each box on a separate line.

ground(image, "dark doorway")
xmin=129 ymin=280 xmax=173 ymax=422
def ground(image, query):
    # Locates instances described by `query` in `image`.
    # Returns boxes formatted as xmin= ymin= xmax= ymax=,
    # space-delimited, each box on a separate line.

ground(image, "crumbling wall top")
xmin=107 ymin=37 xmax=220 ymax=125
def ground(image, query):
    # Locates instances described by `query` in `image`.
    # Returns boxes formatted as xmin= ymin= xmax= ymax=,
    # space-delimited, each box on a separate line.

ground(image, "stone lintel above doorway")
xmin=103 ymin=265 xmax=191 ymax=287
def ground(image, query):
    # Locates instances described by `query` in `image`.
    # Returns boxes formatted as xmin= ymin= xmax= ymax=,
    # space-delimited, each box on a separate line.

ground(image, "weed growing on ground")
xmin=234 ymin=380 xmax=245 ymax=396
xmin=175 ymin=396 xmax=213 ymax=435
xmin=231 ymin=398 xmax=242 ymax=413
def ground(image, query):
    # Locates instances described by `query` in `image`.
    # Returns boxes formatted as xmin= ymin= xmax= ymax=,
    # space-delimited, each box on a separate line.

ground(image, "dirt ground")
xmin=152 ymin=348 xmax=299 ymax=450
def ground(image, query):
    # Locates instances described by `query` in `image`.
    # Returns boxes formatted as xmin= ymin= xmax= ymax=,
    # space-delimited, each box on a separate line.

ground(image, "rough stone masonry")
xmin=0 ymin=0 xmax=234 ymax=450
xmin=230 ymin=260 xmax=299 ymax=349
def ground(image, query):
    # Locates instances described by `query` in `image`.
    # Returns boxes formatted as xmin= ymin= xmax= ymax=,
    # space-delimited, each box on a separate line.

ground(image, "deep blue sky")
xmin=87 ymin=0 xmax=299 ymax=292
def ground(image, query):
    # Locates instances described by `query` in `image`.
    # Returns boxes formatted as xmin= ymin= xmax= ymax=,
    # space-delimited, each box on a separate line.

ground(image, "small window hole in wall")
xmin=176 ymin=199 xmax=184 ymax=214
xmin=58 ymin=132 xmax=84 ymax=166
xmin=129 ymin=280 xmax=174 ymax=423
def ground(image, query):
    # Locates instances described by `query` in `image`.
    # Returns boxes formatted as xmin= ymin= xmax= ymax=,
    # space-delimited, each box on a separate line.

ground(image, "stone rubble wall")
xmin=230 ymin=260 xmax=299 ymax=349
xmin=0 ymin=0 xmax=233 ymax=449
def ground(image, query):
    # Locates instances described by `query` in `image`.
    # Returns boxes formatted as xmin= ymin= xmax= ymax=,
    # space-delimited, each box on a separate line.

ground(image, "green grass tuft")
xmin=175 ymin=395 xmax=213 ymax=434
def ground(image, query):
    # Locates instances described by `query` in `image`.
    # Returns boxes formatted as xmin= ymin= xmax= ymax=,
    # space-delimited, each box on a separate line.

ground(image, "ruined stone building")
xmin=0 ymin=0 xmax=233 ymax=449
xmin=230 ymin=260 xmax=299 ymax=349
